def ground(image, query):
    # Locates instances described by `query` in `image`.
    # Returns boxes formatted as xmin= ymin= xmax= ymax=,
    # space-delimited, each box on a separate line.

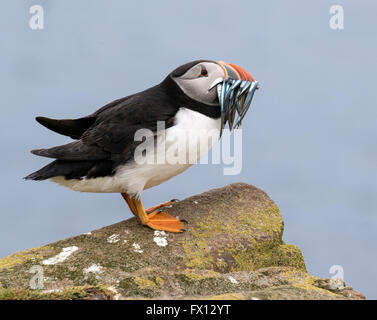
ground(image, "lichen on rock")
xmin=0 ymin=183 xmax=365 ymax=300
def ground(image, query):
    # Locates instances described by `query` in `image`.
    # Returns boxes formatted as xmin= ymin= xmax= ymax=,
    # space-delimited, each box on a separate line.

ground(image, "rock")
xmin=0 ymin=183 xmax=365 ymax=300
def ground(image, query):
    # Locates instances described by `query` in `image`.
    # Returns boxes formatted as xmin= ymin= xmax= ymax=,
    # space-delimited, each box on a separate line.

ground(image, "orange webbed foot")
xmin=145 ymin=211 xmax=185 ymax=233
xmin=145 ymin=199 xmax=179 ymax=214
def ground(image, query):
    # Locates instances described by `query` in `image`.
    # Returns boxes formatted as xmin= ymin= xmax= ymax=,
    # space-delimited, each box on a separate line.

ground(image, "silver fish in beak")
xmin=211 ymin=61 xmax=259 ymax=135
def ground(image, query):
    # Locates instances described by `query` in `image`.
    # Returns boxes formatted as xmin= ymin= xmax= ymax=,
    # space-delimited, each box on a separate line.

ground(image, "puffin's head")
xmin=168 ymin=60 xmax=259 ymax=132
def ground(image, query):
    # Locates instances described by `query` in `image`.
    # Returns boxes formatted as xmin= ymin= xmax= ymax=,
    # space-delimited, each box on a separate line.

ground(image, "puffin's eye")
xmin=199 ymin=66 xmax=208 ymax=77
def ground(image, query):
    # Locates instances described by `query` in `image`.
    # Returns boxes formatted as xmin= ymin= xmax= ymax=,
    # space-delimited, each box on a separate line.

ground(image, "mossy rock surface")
xmin=0 ymin=183 xmax=365 ymax=300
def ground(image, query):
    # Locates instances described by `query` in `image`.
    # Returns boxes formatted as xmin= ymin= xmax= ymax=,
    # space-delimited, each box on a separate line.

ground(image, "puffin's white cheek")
xmin=177 ymin=79 xmax=217 ymax=105
xmin=204 ymin=85 xmax=218 ymax=102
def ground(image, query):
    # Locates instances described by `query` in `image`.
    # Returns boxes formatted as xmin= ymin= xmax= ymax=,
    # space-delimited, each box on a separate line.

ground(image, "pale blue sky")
xmin=1 ymin=1 xmax=376 ymax=298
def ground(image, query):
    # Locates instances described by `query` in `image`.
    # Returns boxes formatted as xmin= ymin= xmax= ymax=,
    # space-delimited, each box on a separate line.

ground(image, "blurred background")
xmin=1 ymin=0 xmax=376 ymax=298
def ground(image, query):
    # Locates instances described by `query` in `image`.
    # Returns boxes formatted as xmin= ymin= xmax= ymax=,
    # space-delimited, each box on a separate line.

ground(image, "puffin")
xmin=25 ymin=60 xmax=258 ymax=233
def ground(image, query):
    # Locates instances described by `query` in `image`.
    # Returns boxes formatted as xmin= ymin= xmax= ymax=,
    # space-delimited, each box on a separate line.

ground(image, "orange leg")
xmin=121 ymin=193 xmax=137 ymax=215
xmin=121 ymin=193 xmax=184 ymax=233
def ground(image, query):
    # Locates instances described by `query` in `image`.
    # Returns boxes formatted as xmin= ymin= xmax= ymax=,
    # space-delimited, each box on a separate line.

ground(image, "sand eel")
xmin=25 ymin=60 xmax=258 ymax=232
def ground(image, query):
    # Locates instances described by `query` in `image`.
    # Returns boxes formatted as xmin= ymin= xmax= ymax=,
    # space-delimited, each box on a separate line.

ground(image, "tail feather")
xmin=36 ymin=116 xmax=95 ymax=139
xmin=24 ymin=160 xmax=114 ymax=181
xmin=30 ymin=140 xmax=107 ymax=161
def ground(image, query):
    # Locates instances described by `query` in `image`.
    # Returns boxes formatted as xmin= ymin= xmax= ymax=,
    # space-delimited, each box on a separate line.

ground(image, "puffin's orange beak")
xmin=218 ymin=61 xmax=255 ymax=82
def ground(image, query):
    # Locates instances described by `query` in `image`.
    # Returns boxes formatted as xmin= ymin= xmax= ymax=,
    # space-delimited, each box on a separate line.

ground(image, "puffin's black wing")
xmin=25 ymin=84 xmax=179 ymax=180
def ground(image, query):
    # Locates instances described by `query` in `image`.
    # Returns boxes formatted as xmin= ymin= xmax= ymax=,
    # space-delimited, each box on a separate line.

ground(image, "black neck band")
xmin=160 ymin=76 xmax=221 ymax=119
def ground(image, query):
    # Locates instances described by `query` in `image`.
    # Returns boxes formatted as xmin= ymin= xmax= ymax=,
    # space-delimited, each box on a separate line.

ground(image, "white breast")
xmin=51 ymin=108 xmax=221 ymax=197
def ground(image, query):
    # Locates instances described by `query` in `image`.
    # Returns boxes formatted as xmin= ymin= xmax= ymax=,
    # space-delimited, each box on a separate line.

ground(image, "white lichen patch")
xmin=42 ymin=246 xmax=79 ymax=265
xmin=83 ymin=264 xmax=104 ymax=279
xmin=153 ymin=231 xmax=168 ymax=247
xmin=43 ymin=289 xmax=61 ymax=294
xmin=107 ymin=234 xmax=120 ymax=244
xmin=228 ymin=276 xmax=238 ymax=284
xmin=132 ymin=242 xmax=143 ymax=253
xmin=123 ymin=229 xmax=130 ymax=243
